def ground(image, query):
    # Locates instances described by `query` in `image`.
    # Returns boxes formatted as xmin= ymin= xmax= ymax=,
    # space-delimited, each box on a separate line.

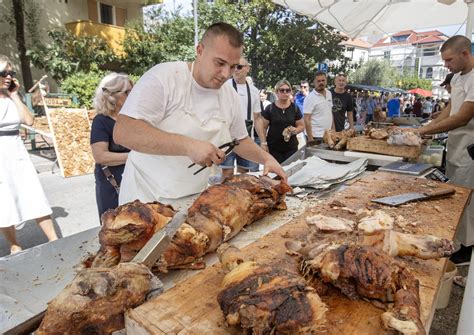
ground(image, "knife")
xmin=132 ymin=209 xmax=187 ymax=268
xmin=371 ymin=188 xmax=456 ymax=207
xmin=273 ymin=161 xmax=307 ymax=180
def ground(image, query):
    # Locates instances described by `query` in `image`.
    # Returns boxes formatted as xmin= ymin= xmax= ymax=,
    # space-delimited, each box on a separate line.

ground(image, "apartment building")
xmin=369 ymin=30 xmax=450 ymax=97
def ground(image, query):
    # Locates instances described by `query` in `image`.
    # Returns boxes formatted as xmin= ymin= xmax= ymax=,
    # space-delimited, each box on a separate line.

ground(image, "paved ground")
xmin=0 ymin=148 xmax=470 ymax=334
xmin=0 ymin=149 xmax=99 ymax=257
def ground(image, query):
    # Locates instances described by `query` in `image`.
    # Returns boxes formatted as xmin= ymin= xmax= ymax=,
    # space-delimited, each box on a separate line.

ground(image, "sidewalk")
xmin=0 ymin=150 xmax=99 ymax=257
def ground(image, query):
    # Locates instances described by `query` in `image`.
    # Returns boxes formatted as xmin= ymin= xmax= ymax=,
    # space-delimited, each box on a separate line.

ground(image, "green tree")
xmin=351 ymin=59 xmax=398 ymax=87
xmin=396 ymin=75 xmax=432 ymax=91
xmin=28 ymin=30 xmax=117 ymax=83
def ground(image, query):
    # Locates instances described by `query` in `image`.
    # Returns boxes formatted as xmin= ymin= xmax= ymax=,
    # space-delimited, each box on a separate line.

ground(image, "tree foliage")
xmin=122 ymin=0 xmax=349 ymax=88
xmin=28 ymin=30 xmax=117 ymax=83
xmin=395 ymin=76 xmax=432 ymax=91
xmin=351 ymin=59 xmax=398 ymax=87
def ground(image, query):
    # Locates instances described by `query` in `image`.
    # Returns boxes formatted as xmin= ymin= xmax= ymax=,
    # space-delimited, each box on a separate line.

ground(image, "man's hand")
xmin=187 ymin=140 xmax=225 ymax=167
xmin=262 ymin=156 xmax=287 ymax=182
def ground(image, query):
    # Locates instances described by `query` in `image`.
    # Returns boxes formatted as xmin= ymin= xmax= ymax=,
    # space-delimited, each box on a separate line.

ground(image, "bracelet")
xmin=261 ymin=142 xmax=268 ymax=145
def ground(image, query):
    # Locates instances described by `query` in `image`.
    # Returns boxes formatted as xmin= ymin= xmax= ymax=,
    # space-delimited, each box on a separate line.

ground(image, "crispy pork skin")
xmin=37 ymin=263 xmax=156 ymax=335
xmin=323 ymin=129 xmax=355 ymax=150
xmin=88 ymin=175 xmax=291 ymax=271
xmin=297 ymin=243 xmax=426 ymax=335
xmin=217 ymin=244 xmax=327 ymax=334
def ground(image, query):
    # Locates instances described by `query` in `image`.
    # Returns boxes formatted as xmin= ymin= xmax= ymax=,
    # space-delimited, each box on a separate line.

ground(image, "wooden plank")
xmin=46 ymin=107 xmax=95 ymax=178
xmin=126 ymin=172 xmax=471 ymax=334
xmin=347 ymin=136 xmax=422 ymax=158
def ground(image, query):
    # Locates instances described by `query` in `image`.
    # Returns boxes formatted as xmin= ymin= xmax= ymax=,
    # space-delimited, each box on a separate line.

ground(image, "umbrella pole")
xmin=466 ymin=0 xmax=474 ymax=40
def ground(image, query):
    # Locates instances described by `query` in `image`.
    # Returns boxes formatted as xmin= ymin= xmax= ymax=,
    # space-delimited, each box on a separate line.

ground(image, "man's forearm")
xmin=233 ymin=137 xmax=271 ymax=164
xmin=419 ymin=102 xmax=473 ymax=135
xmin=254 ymin=115 xmax=266 ymax=142
xmin=114 ymin=114 xmax=193 ymax=156
xmin=347 ymin=111 xmax=354 ymax=129
xmin=304 ymin=115 xmax=313 ymax=140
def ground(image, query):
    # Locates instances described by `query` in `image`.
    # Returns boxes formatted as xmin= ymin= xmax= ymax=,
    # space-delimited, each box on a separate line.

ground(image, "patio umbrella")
xmin=408 ymin=88 xmax=433 ymax=96
xmin=272 ymin=0 xmax=472 ymax=38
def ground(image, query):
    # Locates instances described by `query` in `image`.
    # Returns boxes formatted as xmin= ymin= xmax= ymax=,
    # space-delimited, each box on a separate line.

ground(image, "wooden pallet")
xmin=46 ymin=107 xmax=94 ymax=177
xmin=125 ymin=172 xmax=471 ymax=334
xmin=347 ymin=136 xmax=422 ymax=159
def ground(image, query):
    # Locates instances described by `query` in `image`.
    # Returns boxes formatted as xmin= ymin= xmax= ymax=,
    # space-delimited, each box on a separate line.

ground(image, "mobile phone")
xmin=8 ymin=80 xmax=16 ymax=92
xmin=467 ymin=144 xmax=474 ymax=160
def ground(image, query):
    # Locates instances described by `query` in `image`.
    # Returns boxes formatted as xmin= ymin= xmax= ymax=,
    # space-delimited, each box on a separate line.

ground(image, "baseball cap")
xmin=440 ymin=73 xmax=454 ymax=87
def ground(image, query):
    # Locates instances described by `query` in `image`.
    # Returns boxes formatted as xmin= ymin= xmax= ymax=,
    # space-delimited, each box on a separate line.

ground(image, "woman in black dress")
xmin=90 ymin=73 xmax=132 ymax=220
xmin=258 ymin=80 xmax=305 ymax=163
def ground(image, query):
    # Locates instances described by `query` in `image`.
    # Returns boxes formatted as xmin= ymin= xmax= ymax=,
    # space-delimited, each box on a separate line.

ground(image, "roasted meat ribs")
xmin=296 ymin=243 xmax=426 ymax=335
xmin=88 ymin=175 xmax=291 ymax=271
xmin=217 ymin=244 xmax=327 ymax=334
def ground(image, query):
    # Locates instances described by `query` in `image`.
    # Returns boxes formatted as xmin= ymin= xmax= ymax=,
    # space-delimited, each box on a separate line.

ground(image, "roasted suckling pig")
xmin=217 ymin=244 xmax=327 ymax=334
xmin=37 ymin=263 xmax=158 ymax=335
xmin=88 ymin=175 xmax=291 ymax=271
xmin=288 ymin=242 xmax=426 ymax=335
xmin=323 ymin=128 xmax=356 ymax=150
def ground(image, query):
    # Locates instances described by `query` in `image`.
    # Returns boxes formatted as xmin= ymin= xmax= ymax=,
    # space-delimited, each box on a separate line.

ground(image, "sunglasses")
xmin=301 ymin=85 xmax=309 ymax=89
xmin=0 ymin=70 xmax=16 ymax=78
xmin=236 ymin=64 xmax=248 ymax=70
xmin=278 ymin=88 xmax=291 ymax=93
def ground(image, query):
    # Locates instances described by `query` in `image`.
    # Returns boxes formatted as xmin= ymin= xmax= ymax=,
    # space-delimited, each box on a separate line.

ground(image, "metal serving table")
xmin=283 ymin=144 xmax=403 ymax=168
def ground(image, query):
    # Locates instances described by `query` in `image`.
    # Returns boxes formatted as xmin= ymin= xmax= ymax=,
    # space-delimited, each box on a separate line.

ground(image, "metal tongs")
xmin=188 ymin=139 xmax=240 ymax=175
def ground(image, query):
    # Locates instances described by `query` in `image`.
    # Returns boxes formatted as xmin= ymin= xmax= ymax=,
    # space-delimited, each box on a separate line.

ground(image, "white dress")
xmin=0 ymin=97 xmax=52 ymax=228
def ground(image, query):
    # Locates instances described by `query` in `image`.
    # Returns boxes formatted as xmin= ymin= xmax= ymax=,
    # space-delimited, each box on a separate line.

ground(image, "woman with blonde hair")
xmin=256 ymin=79 xmax=305 ymax=163
xmin=0 ymin=55 xmax=58 ymax=254
xmin=90 ymin=73 xmax=132 ymax=219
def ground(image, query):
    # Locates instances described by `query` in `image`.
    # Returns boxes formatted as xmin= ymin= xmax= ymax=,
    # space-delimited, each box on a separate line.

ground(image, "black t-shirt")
xmin=90 ymin=114 xmax=130 ymax=184
xmin=330 ymin=88 xmax=354 ymax=132
xmin=261 ymin=102 xmax=302 ymax=152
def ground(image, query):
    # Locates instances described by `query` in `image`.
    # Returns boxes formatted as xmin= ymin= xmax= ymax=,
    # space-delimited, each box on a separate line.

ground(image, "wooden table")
xmin=126 ymin=172 xmax=471 ymax=334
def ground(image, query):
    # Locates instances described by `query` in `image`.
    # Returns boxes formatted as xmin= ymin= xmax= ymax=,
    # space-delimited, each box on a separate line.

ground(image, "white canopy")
xmin=272 ymin=0 xmax=472 ymax=38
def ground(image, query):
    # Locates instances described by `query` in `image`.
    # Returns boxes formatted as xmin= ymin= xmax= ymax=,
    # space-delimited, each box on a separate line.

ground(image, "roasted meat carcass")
xmin=387 ymin=128 xmax=422 ymax=147
xmin=290 ymin=243 xmax=425 ymax=335
xmin=360 ymin=230 xmax=454 ymax=260
xmin=217 ymin=244 xmax=327 ymax=334
xmin=366 ymin=127 xmax=390 ymax=140
xmin=323 ymin=128 xmax=356 ymax=150
xmin=89 ymin=175 xmax=291 ymax=271
xmin=37 ymin=263 xmax=158 ymax=335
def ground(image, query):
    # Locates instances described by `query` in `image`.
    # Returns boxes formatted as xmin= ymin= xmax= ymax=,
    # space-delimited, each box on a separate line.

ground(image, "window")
xmin=426 ymin=67 xmax=433 ymax=79
xmin=383 ymin=51 xmax=391 ymax=59
xmin=423 ymin=47 xmax=438 ymax=57
xmin=391 ymin=35 xmax=409 ymax=43
xmin=100 ymin=3 xmax=113 ymax=24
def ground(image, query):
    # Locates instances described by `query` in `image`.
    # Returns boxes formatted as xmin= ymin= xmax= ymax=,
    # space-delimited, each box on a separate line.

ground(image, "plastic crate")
xmin=417 ymin=145 xmax=444 ymax=167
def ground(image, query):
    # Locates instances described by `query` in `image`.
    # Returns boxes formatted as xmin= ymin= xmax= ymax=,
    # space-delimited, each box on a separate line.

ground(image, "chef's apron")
xmin=446 ymin=72 xmax=474 ymax=246
xmin=119 ymin=63 xmax=232 ymax=204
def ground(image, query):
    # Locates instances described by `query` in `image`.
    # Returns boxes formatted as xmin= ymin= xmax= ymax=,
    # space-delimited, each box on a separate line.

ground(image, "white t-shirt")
xmin=226 ymin=79 xmax=261 ymax=120
xmin=120 ymin=61 xmax=248 ymax=141
xmin=422 ymin=100 xmax=432 ymax=114
xmin=303 ymin=89 xmax=333 ymax=138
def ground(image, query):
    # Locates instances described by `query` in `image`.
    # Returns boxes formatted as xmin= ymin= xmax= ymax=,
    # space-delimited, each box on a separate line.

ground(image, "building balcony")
xmin=65 ymin=20 xmax=127 ymax=56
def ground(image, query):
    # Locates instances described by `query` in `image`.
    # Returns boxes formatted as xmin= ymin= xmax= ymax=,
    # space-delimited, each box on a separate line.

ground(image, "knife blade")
xmin=273 ymin=161 xmax=307 ymax=180
xmin=371 ymin=188 xmax=455 ymax=207
xmin=132 ymin=209 xmax=187 ymax=268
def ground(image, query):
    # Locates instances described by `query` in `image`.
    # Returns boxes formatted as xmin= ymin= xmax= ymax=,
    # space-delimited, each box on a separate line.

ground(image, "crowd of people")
xmin=0 ymin=23 xmax=472 ymax=258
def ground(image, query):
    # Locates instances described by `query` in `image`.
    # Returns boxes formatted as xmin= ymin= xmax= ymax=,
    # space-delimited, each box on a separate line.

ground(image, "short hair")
xmin=335 ymin=73 xmax=347 ymax=78
xmin=300 ymin=80 xmax=309 ymax=85
xmin=201 ymin=22 xmax=243 ymax=48
xmin=93 ymin=72 xmax=132 ymax=116
xmin=441 ymin=35 xmax=472 ymax=54
xmin=0 ymin=55 xmax=12 ymax=72
xmin=314 ymin=71 xmax=327 ymax=78
xmin=275 ymin=79 xmax=291 ymax=91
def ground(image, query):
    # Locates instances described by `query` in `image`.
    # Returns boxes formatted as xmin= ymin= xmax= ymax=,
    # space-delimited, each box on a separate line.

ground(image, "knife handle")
xmin=426 ymin=188 xmax=456 ymax=199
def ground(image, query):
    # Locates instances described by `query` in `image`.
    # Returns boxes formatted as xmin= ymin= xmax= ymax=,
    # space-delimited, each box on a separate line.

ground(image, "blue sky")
xmin=158 ymin=0 xmax=467 ymax=38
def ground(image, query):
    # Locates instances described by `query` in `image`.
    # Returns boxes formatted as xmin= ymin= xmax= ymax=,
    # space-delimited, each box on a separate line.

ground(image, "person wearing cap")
xmin=417 ymin=35 xmax=474 ymax=253
xmin=432 ymin=72 xmax=454 ymax=119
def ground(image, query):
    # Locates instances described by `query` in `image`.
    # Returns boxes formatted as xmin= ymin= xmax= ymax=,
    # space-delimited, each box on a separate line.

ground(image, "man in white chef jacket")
xmin=418 ymin=35 xmax=474 ymax=250
xmin=114 ymin=22 xmax=286 ymax=204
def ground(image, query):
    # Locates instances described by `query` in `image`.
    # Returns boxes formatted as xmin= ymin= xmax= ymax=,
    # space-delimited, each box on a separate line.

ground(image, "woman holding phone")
xmin=0 ymin=55 xmax=58 ymax=254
